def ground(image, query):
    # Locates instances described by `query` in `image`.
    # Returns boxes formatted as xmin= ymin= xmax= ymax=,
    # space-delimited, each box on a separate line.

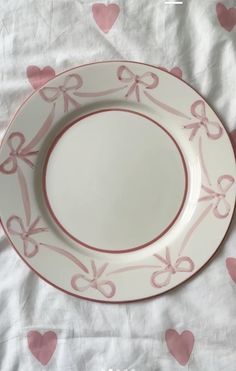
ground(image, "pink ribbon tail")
xmin=74 ymin=86 xmax=127 ymax=98
xmin=40 ymin=243 xmax=89 ymax=273
xmin=183 ymin=122 xmax=200 ymax=141
xmin=144 ymin=91 xmax=191 ymax=120
xmin=17 ymin=166 xmax=31 ymax=225
xmin=199 ymin=137 xmax=211 ymax=186
xmin=178 ymin=204 xmax=213 ymax=256
xmin=22 ymin=104 xmax=56 ymax=153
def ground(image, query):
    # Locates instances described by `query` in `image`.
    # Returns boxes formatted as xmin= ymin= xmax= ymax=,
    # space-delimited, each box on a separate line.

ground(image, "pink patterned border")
xmin=39 ymin=66 xmax=193 ymax=121
xmin=184 ymin=100 xmax=223 ymax=141
xmin=0 ymin=61 xmax=235 ymax=302
xmin=107 ymin=247 xmax=195 ymax=290
xmin=0 ymin=105 xmax=55 ymax=226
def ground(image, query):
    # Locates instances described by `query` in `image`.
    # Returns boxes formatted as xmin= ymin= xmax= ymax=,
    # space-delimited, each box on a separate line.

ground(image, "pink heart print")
xmin=159 ymin=66 xmax=183 ymax=79
xmin=26 ymin=65 xmax=56 ymax=90
xmin=165 ymin=329 xmax=194 ymax=366
xmin=216 ymin=3 xmax=236 ymax=32
xmin=226 ymin=258 xmax=236 ymax=284
xmin=170 ymin=67 xmax=183 ymax=79
xmin=92 ymin=3 xmax=120 ymax=33
xmin=229 ymin=129 xmax=236 ymax=156
xmin=27 ymin=331 xmax=57 ymax=366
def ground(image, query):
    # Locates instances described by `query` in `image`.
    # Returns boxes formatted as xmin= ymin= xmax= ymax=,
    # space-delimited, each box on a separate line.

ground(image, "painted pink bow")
xmin=184 ymin=100 xmax=223 ymax=140
xmin=71 ymin=260 xmax=116 ymax=298
xmin=39 ymin=74 xmax=82 ymax=112
xmin=151 ymin=248 xmax=194 ymax=288
xmin=199 ymin=175 xmax=235 ymax=219
xmin=0 ymin=133 xmax=38 ymax=174
xmin=117 ymin=65 xmax=159 ymax=102
xmin=7 ymin=216 xmax=47 ymax=258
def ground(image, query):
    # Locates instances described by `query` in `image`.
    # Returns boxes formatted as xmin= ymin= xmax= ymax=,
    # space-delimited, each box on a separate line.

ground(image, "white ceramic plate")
xmin=0 ymin=61 xmax=235 ymax=303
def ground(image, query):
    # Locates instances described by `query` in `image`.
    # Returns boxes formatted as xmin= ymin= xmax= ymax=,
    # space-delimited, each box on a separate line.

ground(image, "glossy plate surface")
xmin=0 ymin=61 xmax=235 ymax=302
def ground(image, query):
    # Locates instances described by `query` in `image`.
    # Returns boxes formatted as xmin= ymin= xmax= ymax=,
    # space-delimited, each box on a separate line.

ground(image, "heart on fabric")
xmin=26 ymin=65 xmax=56 ymax=90
xmin=226 ymin=257 xmax=236 ymax=284
xmin=92 ymin=3 xmax=120 ymax=33
xmin=159 ymin=66 xmax=183 ymax=79
xmin=27 ymin=331 xmax=57 ymax=365
xmin=165 ymin=329 xmax=194 ymax=366
xmin=216 ymin=3 xmax=236 ymax=32
xmin=229 ymin=129 xmax=236 ymax=156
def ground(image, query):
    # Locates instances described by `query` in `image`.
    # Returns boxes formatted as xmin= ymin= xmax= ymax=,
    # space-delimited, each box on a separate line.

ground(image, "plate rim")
xmin=1 ymin=214 xmax=235 ymax=304
xmin=0 ymin=59 xmax=235 ymax=303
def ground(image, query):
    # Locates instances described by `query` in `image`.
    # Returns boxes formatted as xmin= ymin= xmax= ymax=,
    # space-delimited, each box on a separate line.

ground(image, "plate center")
xmin=44 ymin=110 xmax=187 ymax=253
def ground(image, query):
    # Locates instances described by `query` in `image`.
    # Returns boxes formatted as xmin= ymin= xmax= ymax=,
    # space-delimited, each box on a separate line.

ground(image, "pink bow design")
xmin=39 ymin=74 xmax=82 ymax=112
xmin=0 ymin=133 xmax=38 ymax=174
xmin=184 ymin=100 xmax=223 ymax=140
xmin=71 ymin=260 xmax=116 ymax=298
xmin=151 ymin=248 xmax=194 ymax=288
xmin=199 ymin=175 xmax=235 ymax=219
xmin=7 ymin=216 xmax=47 ymax=258
xmin=117 ymin=65 xmax=159 ymax=102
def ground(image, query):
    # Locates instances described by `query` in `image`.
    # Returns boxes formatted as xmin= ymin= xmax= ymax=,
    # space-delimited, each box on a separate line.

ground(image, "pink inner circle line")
xmin=0 ymin=60 xmax=235 ymax=304
xmin=43 ymin=108 xmax=189 ymax=254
